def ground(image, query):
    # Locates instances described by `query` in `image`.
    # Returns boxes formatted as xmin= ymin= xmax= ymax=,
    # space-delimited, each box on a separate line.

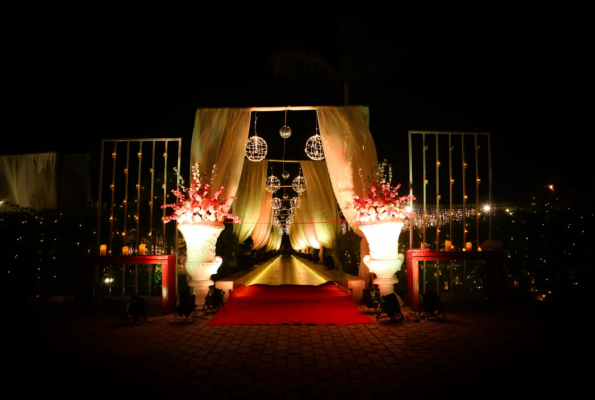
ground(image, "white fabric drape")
xmin=190 ymin=108 xmax=252 ymax=202
xmin=250 ymin=192 xmax=273 ymax=250
xmin=232 ymin=158 xmax=269 ymax=244
xmin=316 ymin=106 xmax=378 ymax=236
xmin=299 ymin=160 xmax=341 ymax=249
xmin=288 ymin=218 xmax=308 ymax=252
xmin=295 ymin=160 xmax=342 ymax=268
xmin=265 ymin=226 xmax=282 ymax=251
xmin=0 ymin=153 xmax=57 ymax=212
xmin=316 ymin=106 xmax=379 ymax=283
xmin=291 ymin=190 xmax=321 ymax=250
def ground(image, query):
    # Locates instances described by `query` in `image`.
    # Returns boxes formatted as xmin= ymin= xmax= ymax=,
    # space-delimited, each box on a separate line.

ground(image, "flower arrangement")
xmin=161 ymin=162 xmax=241 ymax=225
xmin=348 ymin=160 xmax=416 ymax=224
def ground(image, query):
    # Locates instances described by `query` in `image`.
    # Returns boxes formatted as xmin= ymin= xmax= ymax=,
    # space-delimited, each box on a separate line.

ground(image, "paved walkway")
xmin=9 ymin=256 xmax=588 ymax=399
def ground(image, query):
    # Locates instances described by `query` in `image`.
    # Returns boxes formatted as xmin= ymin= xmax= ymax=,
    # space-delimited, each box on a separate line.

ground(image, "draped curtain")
xmin=316 ymin=106 xmax=378 ymax=236
xmin=232 ymin=158 xmax=269 ymax=244
xmin=288 ymin=225 xmax=305 ymax=251
xmin=250 ymin=192 xmax=273 ymax=250
xmin=291 ymin=187 xmax=321 ymax=251
xmin=265 ymin=226 xmax=282 ymax=251
xmin=316 ymin=106 xmax=379 ymax=282
xmin=0 ymin=153 xmax=57 ymax=212
xmin=295 ymin=160 xmax=342 ymax=268
xmin=190 ymin=108 xmax=252 ymax=202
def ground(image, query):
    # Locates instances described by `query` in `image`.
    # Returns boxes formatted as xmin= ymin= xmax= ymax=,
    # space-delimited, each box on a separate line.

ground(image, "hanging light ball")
xmin=265 ymin=175 xmax=280 ymax=193
xmin=305 ymin=134 xmax=324 ymax=160
xmin=283 ymin=193 xmax=289 ymax=200
xmin=292 ymin=175 xmax=307 ymax=194
xmin=279 ymin=125 xmax=292 ymax=139
xmin=272 ymin=197 xmax=282 ymax=210
xmin=245 ymin=136 xmax=268 ymax=162
xmin=282 ymin=170 xmax=290 ymax=180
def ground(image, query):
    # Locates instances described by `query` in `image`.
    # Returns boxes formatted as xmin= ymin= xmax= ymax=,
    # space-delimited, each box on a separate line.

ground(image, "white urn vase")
xmin=359 ymin=217 xmax=405 ymax=297
xmin=177 ymin=221 xmax=224 ymax=303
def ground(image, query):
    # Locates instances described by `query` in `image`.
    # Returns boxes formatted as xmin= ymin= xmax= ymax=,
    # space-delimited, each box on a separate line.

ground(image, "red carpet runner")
xmin=208 ymin=281 xmax=376 ymax=325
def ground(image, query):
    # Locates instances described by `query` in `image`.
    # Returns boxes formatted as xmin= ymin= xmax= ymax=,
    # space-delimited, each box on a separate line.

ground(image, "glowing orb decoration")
xmin=292 ymin=175 xmax=307 ymax=194
xmin=283 ymin=193 xmax=289 ymax=200
xmin=272 ymin=197 xmax=282 ymax=210
xmin=245 ymin=135 xmax=268 ymax=162
xmin=305 ymin=133 xmax=324 ymax=160
xmin=265 ymin=175 xmax=281 ymax=193
xmin=282 ymin=170 xmax=290 ymax=179
xmin=279 ymin=125 xmax=292 ymax=139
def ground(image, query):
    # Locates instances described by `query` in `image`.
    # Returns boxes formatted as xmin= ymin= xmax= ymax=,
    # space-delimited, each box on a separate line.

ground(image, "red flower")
xmin=161 ymin=162 xmax=241 ymax=224
xmin=346 ymin=162 xmax=415 ymax=223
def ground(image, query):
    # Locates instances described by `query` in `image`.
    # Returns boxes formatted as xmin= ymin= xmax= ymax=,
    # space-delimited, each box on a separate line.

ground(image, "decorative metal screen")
xmin=407 ymin=131 xmax=492 ymax=251
xmin=95 ymin=138 xmax=182 ymax=257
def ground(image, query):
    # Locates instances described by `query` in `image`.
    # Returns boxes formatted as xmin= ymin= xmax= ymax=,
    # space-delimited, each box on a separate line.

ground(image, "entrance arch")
xmin=189 ymin=106 xmax=380 ymax=281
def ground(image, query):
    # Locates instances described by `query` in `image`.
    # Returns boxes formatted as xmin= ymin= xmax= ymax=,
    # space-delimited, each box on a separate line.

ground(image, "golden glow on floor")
xmin=246 ymin=255 xmax=329 ymax=286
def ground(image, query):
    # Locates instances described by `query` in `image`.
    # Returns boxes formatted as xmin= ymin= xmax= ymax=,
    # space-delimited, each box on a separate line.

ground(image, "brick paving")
xmin=7 ymin=257 xmax=588 ymax=399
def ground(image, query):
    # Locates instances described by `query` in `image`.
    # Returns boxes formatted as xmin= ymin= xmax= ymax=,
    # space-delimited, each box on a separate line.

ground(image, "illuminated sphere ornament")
xmin=283 ymin=193 xmax=289 ymax=200
xmin=292 ymin=175 xmax=307 ymax=195
xmin=245 ymin=136 xmax=267 ymax=162
xmin=279 ymin=125 xmax=292 ymax=139
xmin=282 ymin=170 xmax=290 ymax=180
xmin=265 ymin=175 xmax=280 ymax=193
xmin=305 ymin=133 xmax=324 ymax=160
xmin=272 ymin=197 xmax=282 ymax=210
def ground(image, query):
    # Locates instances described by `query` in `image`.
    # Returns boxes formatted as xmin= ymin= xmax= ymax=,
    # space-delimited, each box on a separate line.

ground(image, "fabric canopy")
xmin=190 ymin=106 xmax=379 ymax=281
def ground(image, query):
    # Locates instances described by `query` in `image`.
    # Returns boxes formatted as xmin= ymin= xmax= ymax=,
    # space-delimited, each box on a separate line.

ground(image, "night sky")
xmin=4 ymin=14 xmax=586 ymax=205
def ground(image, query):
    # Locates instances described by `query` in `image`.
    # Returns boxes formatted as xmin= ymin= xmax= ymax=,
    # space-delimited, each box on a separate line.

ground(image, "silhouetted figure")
xmin=323 ymin=255 xmax=335 ymax=270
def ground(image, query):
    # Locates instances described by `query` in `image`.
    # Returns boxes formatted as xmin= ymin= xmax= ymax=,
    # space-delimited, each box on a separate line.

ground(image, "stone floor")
xmin=8 ymin=256 xmax=588 ymax=399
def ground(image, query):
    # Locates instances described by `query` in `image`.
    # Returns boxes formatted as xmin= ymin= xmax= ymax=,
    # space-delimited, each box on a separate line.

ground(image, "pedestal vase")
xmin=359 ymin=218 xmax=405 ymax=297
xmin=177 ymin=221 xmax=225 ymax=304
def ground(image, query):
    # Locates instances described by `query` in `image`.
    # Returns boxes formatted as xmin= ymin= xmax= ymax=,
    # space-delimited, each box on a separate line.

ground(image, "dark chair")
xmin=202 ymin=286 xmax=224 ymax=313
xmin=175 ymin=293 xmax=197 ymax=321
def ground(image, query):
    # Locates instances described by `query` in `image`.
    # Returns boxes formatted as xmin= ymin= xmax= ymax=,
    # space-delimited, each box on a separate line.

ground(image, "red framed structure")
xmin=406 ymin=249 xmax=506 ymax=311
xmin=76 ymin=255 xmax=176 ymax=315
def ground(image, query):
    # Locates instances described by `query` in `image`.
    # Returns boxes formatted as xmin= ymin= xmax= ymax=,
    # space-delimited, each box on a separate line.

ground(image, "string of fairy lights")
xmin=3 ymin=184 xmax=588 ymax=298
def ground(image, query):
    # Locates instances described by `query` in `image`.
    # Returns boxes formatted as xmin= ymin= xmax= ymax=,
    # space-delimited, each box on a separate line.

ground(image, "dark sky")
xmin=4 ymin=15 xmax=586 ymax=204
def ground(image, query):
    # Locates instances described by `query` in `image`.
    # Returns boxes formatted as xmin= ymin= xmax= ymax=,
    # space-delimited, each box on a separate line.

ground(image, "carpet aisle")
xmin=209 ymin=256 xmax=375 ymax=325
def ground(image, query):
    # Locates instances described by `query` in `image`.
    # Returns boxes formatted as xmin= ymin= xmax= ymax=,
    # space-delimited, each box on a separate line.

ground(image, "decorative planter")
xmin=177 ymin=221 xmax=225 ymax=303
xmin=359 ymin=217 xmax=405 ymax=297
